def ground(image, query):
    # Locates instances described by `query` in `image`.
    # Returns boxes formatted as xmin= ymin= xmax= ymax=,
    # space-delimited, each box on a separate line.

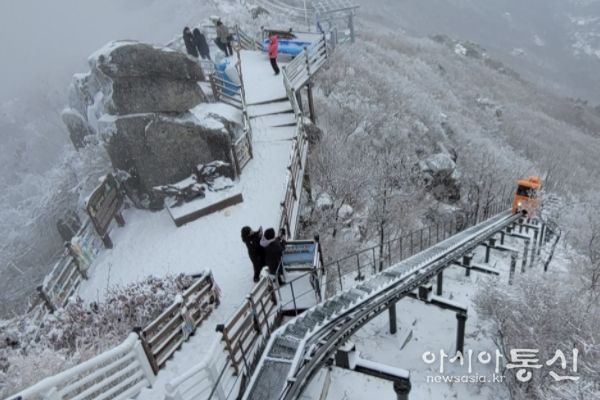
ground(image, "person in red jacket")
xmin=268 ymin=34 xmax=280 ymax=75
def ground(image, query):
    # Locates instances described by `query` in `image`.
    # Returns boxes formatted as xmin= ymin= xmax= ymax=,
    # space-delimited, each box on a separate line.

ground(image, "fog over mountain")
xmin=360 ymin=0 xmax=600 ymax=104
xmin=0 ymin=0 xmax=217 ymax=315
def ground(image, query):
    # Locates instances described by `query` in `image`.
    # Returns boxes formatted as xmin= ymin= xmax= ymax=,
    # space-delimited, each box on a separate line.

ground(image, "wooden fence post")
xmin=37 ymin=285 xmax=56 ymax=313
xmin=304 ymin=47 xmax=311 ymax=76
xmin=210 ymin=75 xmax=220 ymax=102
xmin=133 ymin=327 xmax=160 ymax=374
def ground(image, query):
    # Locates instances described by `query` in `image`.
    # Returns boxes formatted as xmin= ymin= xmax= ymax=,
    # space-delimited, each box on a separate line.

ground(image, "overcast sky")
xmin=0 ymin=0 xmax=211 ymax=101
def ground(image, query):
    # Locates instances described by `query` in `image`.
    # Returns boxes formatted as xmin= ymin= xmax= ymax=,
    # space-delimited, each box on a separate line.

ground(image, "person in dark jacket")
xmin=260 ymin=228 xmax=286 ymax=284
xmin=241 ymin=226 xmax=265 ymax=282
xmin=183 ymin=27 xmax=199 ymax=57
xmin=192 ymin=28 xmax=211 ymax=60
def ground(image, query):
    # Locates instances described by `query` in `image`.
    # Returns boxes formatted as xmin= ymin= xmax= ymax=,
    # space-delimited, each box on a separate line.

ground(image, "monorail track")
xmin=242 ymin=211 xmax=521 ymax=399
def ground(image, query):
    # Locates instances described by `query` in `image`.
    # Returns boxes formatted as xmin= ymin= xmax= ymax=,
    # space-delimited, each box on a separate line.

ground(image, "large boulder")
xmin=106 ymin=77 xmax=206 ymax=115
xmin=99 ymin=112 xmax=238 ymax=209
xmin=90 ymin=41 xmax=204 ymax=81
xmin=418 ymin=153 xmax=461 ymax=203
xmin=89 ymin=42 xmax=207 ymax=115
xmin=64 ymin=40 xmax=230 ymax=209
xmin=419 ymin=153 xmax=456 ymax=178
xmin=64 ymin=41 xmax=208 ymax=140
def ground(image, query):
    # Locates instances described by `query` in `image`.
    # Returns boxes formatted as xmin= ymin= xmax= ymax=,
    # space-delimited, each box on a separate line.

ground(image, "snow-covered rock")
xmin=62 ymin=40 xmax=238 ymax=209
xmin=419 ymin=153 xmax=456 ymax=176
xmin=66 ymin=40 xmax=207 ymax=135
xmin=316 ymin=193 xmax=334 ymax=210
xmin=337 ymin=204 xmax=354 ymax=220
xmin=100 ymin=113 xmax=237 ymax=208
xmin=303 ymin=117 xmax=324 ymax=145
xmin=89 ymin=42 xmax=207 ymax=115
xmin=418 ymin=153 xmax=461 ymax=203
xmin=61 ymin=108 xmax=93 ymax=150
xmin=90 ymin=41 xmax=203 ymax=81
xmin=99 ymin=112 xmax=238 ymax=209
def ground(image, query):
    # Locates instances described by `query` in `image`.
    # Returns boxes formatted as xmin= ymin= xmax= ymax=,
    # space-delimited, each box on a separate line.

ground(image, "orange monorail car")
xmin=512 ymin=176 xmax=542 ymax=217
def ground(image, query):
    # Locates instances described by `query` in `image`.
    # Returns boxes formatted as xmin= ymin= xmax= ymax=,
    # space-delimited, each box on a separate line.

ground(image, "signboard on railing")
xmin=234 ymin=133 xmax=253 ymax=173
xmin=86 ymin=174 xmax=125 ymax=248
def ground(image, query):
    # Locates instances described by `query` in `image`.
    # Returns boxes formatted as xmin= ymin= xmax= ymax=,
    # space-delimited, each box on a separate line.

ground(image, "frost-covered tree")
xmin=0 ymin=274 xmax=194 ymax=397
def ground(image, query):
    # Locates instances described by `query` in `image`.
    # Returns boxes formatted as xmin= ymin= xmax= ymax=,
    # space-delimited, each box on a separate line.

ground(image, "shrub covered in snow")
xmin=0 ymin=273 xmax=194 ymax=397
xmin=475 ymin=268 xmax=600 ymax=399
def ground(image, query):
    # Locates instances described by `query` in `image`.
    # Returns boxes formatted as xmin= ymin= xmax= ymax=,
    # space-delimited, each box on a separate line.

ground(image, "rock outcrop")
xmin=418 ymin=152 xmax=461 ymax=203
xmin=99 ymin=112 xmax=236 ymax=208
xmin=62 ymin=108 xmax=93 ymax=149
xmin=64 ymin=40 xmax=240 ymax=209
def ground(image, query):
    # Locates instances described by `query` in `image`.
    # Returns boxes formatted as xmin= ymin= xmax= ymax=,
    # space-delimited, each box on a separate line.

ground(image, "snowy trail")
xmin=241 ymin=50 xmax=288 ymax=105
xmin=75 ymin=48 xmax=299 ymax=399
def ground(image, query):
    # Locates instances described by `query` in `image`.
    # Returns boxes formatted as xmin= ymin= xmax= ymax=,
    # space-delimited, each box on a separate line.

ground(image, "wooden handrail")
xmin=140 ymin=272 xmax=219 ymax=372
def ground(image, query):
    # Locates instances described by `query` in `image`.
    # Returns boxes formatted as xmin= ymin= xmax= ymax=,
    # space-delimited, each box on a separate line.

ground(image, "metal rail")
xmin=242 ymin=211 xmax=521 ymax=399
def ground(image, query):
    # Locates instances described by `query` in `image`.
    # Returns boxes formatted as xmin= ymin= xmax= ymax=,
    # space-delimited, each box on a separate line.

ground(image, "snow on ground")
xmin=240 ymin=50 xmax=288 ymax=104
xmin=190 ymin=102 xmax=242 ymax=125
xmin=76 ymin=49 xmax=298 ymax=398
xmin=314 ymin=228 xmax=554 ymax=400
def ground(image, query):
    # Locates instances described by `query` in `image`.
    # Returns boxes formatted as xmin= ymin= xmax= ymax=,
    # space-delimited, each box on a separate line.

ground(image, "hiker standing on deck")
xmin=268 ymin=34 xmax=280 ymax=75
xmin=241 ymin=226 xmax=265 ymax=283
xmin=183 ymin=27 xmax=199 ymax=58
xmin=193 ymin=28 xmax=211 ymax=60
xmin=260 ymin=228 xmax=286 ymax=284
xmin=216 ymin=20 xmax=233 ymax=56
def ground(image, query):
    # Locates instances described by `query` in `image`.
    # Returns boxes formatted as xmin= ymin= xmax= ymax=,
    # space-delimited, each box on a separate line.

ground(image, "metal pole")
xmin=290 ymin=281 xmax=298 ymax=316
xmin=530 ymin=230 xmax=538 ymax=267
xmin=463 ymin=254 xmax=473 ymax=277
xmin=337 ymin=261 xmax=343 ymax=292
xmin=485 ymin=238 xmax=496 ymax=263
xmin=509 ymin=253 xmax=517 ymax=285
xmin=428 ymin=226 xmax=432 ymax=248
xmin=372 ymin=247 xmax=377 ymax=273
xmin=436 ymin=270 xmax=443 ymax=296
xmin=519 ymin=219 xmax=524 ymax=234
xmin=388 ymin=301 xmax=397 ymax=335
xmin=456 ymin=312 xmax=467 ymax=354
xmin=356 ymin=253 xmax=363 ymax=281
xmin=393 ymin=379 xmax=412 ymax=400
xmin=521 ymin=239 xmax=530 ymax=273
xmin=399 ymin=236 xmax=403 ymax=260
xmin=500 ymin=231 xmax=505 ymax=245
xmin=307 ymin=83 xmax=316 ymax=123
xmin=349 ymin=13 xmax=355 ymax=43
xmin=538 ymin=224 xmax=545 ymax=255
